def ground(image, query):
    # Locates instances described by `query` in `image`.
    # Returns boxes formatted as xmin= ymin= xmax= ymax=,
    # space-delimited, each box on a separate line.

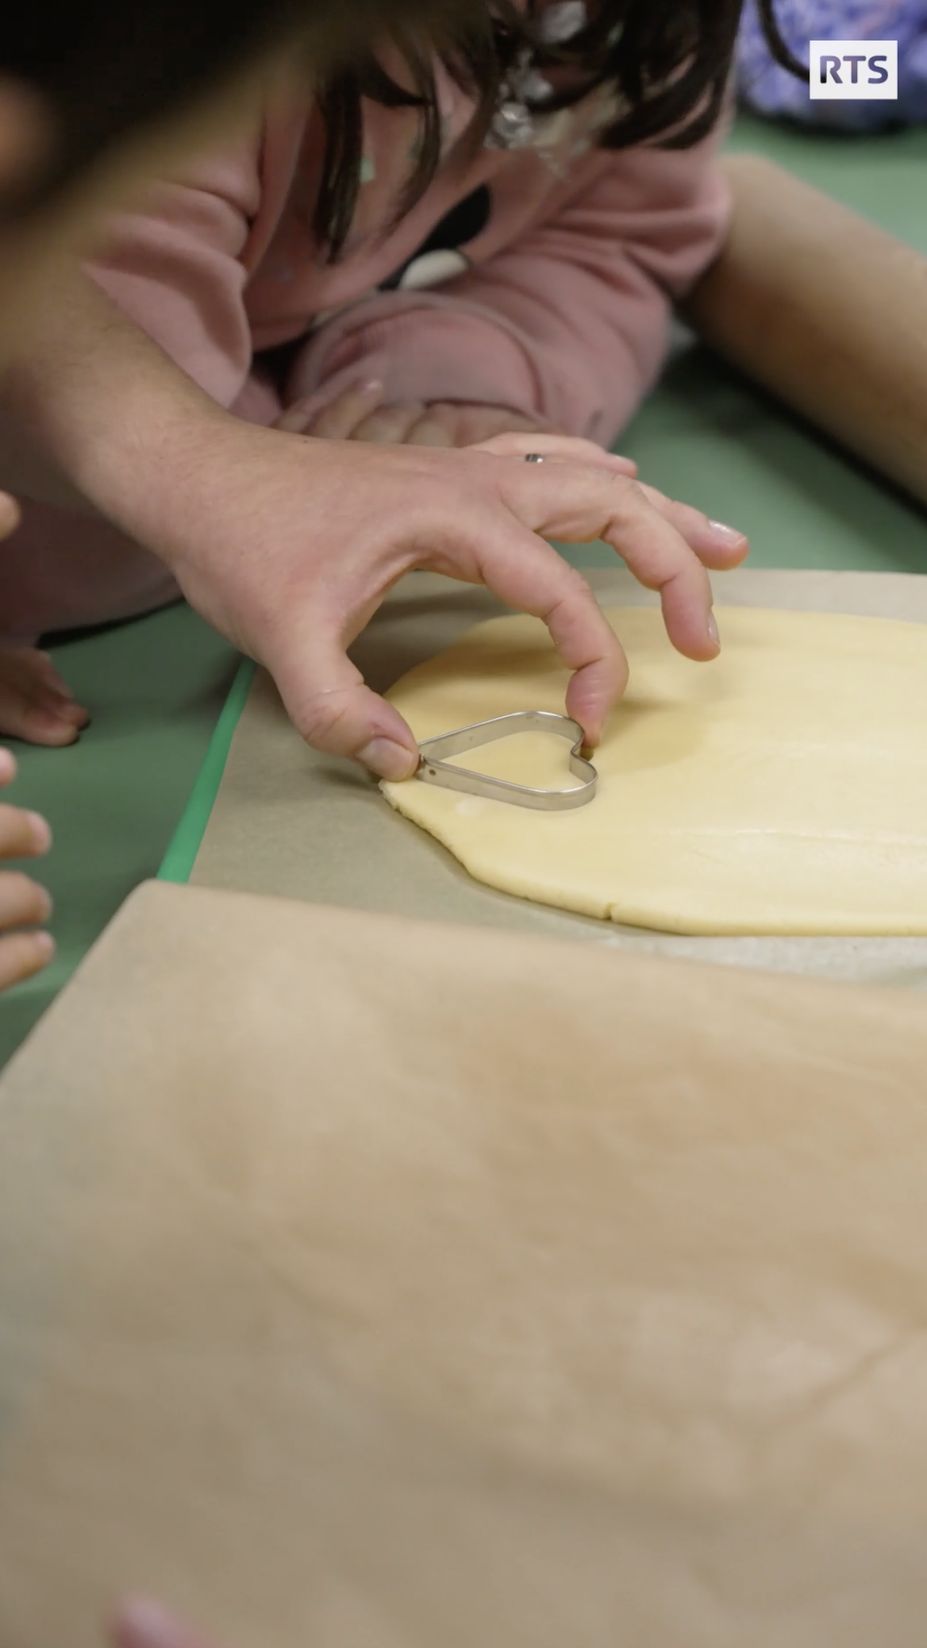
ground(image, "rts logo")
xmin=809 ymin=39 xmax=898 ymax=100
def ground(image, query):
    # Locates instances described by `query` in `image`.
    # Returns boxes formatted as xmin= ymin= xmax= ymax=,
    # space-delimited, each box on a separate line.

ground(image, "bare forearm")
xmin=685 ymin=154 xmax=927 ymax=506
xmin=0 ymin=263 xmax=227 ymax=528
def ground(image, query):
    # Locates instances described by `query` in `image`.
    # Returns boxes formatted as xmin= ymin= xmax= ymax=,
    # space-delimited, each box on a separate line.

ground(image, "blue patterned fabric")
xmin=736 ymin=0 xmax=927 ymax=127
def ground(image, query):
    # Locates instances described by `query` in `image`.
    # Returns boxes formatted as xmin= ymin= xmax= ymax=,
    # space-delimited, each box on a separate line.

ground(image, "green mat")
xmin=1 ymin=607 xmax=237 ymax=1065
xmin=4 ymin=113 xmax=927 ymax=1066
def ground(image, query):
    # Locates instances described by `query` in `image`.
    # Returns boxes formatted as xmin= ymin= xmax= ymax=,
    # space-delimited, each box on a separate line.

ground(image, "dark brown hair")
xmin=755 ymin=0 xmax=810 ymax=79
xmin=5 ymin=0 xmax=802 ymax=252
xmin=313 ymin=0 xmax=760 ymax=259
xmin=0 ymin=0 xmax=472 ymax=218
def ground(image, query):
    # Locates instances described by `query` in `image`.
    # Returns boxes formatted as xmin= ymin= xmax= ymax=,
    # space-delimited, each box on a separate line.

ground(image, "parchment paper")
xmin=6 ymin=879 xmax=927 ymax=1645
xmin=190 ymin=567 xmax=927 ymax=986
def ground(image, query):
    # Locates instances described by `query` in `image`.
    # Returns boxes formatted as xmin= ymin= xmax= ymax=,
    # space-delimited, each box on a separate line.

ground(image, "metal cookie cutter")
xmin=416 ymin=711 xmax=597 ymax=811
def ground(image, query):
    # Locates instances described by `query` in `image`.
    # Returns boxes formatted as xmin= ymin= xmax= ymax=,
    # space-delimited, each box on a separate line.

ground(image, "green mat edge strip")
xmin=157 ymin=657 xmax=255 ymax=884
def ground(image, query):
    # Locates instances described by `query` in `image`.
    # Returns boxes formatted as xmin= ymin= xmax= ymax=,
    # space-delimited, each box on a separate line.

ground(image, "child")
xmin=0 ymin=0 xmax=331 ymax=993
xmin=0 ymin=0 xmax=577 ymax=993
xmin=0 ymin=0 xmax=750 ymax=771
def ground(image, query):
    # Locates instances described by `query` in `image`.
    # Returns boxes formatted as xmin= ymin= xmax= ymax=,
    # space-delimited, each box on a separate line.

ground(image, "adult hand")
xmin=7 ymin=277 xmax=745 ymax=782
xmin=146 ymin=415 xmax=747 ymax=779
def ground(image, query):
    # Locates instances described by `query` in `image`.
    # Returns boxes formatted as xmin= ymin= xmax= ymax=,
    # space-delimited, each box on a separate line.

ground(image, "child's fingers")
xmin=272 ymin=400 xmax=317 ymax=435
xmin=0 ymin=928 xmax=54 ymax=992
xmin=476 ymin=429 xmax=638 ymax=477
xmin=0 ymin=802 xmax=51 ymax=859
xmin=409 ymin=405 xmax=538 ymax=448
xmin=351 ymin=403 xmax=428 ymax=444
xmin=422 ymin=403 xmax=547 ymax=448
xmin=294 ymin=379 xmax=385 ymax=440
xmin=0 ymin=867 xmax=52 ymax=927
xmin=405 ymin=411 xmax=457 ymax=447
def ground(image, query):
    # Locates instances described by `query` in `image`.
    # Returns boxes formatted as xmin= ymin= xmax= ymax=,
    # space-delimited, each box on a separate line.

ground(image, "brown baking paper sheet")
xmin=189 ymin=567 xmax=927 ymax=987
xmin=5 ymin=878 xmax=927 ymax=1645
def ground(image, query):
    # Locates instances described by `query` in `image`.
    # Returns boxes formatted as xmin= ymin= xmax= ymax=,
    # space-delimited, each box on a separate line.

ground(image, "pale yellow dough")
xmin=381 ymin=605 xmax=927 ymax=935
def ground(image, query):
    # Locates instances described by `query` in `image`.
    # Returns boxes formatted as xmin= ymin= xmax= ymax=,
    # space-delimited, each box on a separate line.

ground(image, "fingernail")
xmin=33 ymin=931 xmax=54 ymax=960
xmin=359 ymin=377 xmax=383 ymax=397
xmin=0 ymin=748 xmax=15 ymax=781
xmin=357 ymin=737 xmax=418 ymax=780
xmin=708 ymin=519 xmax=746 ymax=546
xmin=27 ymin=811 xmax=52 ymax=851
xmin=707 ymin=612 xmax=720 ymax=650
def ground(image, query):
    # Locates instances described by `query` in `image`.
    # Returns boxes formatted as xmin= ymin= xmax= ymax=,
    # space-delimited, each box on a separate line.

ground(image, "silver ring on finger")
xmin=524 ymin=453 xmax=545 ymax=464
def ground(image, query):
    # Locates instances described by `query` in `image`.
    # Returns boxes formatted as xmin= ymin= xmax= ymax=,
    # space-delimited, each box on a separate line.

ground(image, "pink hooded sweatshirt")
xmin=0 ymin=25 xmax=730 ymax=643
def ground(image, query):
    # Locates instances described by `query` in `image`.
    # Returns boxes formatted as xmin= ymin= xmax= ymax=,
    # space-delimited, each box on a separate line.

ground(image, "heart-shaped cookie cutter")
xmin=415 ymin=710 xmax=597 ymax=811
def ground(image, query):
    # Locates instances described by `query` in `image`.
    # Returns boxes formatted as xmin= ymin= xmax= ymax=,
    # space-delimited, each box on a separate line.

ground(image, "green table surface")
xmin=3 ymin=114 xmax=927 ymax=1067
xmin=1 ymin=609 xmax=237 ymax=1064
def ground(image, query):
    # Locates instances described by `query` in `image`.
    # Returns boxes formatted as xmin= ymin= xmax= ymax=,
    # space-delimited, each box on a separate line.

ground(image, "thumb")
xmin=267 ymin=619 xmax=420 ymax=780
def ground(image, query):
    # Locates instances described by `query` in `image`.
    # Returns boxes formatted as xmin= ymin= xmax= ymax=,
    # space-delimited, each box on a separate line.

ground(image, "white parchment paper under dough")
xmin=190 ymin=568 xmax=927 ymax=986
xmin=6 ymin=880 xmax=927 ymax=1645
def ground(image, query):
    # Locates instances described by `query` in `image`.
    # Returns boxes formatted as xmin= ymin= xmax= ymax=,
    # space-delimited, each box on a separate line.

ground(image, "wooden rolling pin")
xmin=684 ymin=153 xmax=927 ymax=507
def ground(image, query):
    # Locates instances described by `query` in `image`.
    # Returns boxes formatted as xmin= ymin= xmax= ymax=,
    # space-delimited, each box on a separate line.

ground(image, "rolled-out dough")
xmin=382 ymin=605 xmax=927 ymax=935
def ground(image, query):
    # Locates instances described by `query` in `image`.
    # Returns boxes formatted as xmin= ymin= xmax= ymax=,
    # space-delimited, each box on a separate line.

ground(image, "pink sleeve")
xmin=85 ymin=133 xmax=265 ymax=411
xmin=289 ymin=132 xmax=730 ymax=446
